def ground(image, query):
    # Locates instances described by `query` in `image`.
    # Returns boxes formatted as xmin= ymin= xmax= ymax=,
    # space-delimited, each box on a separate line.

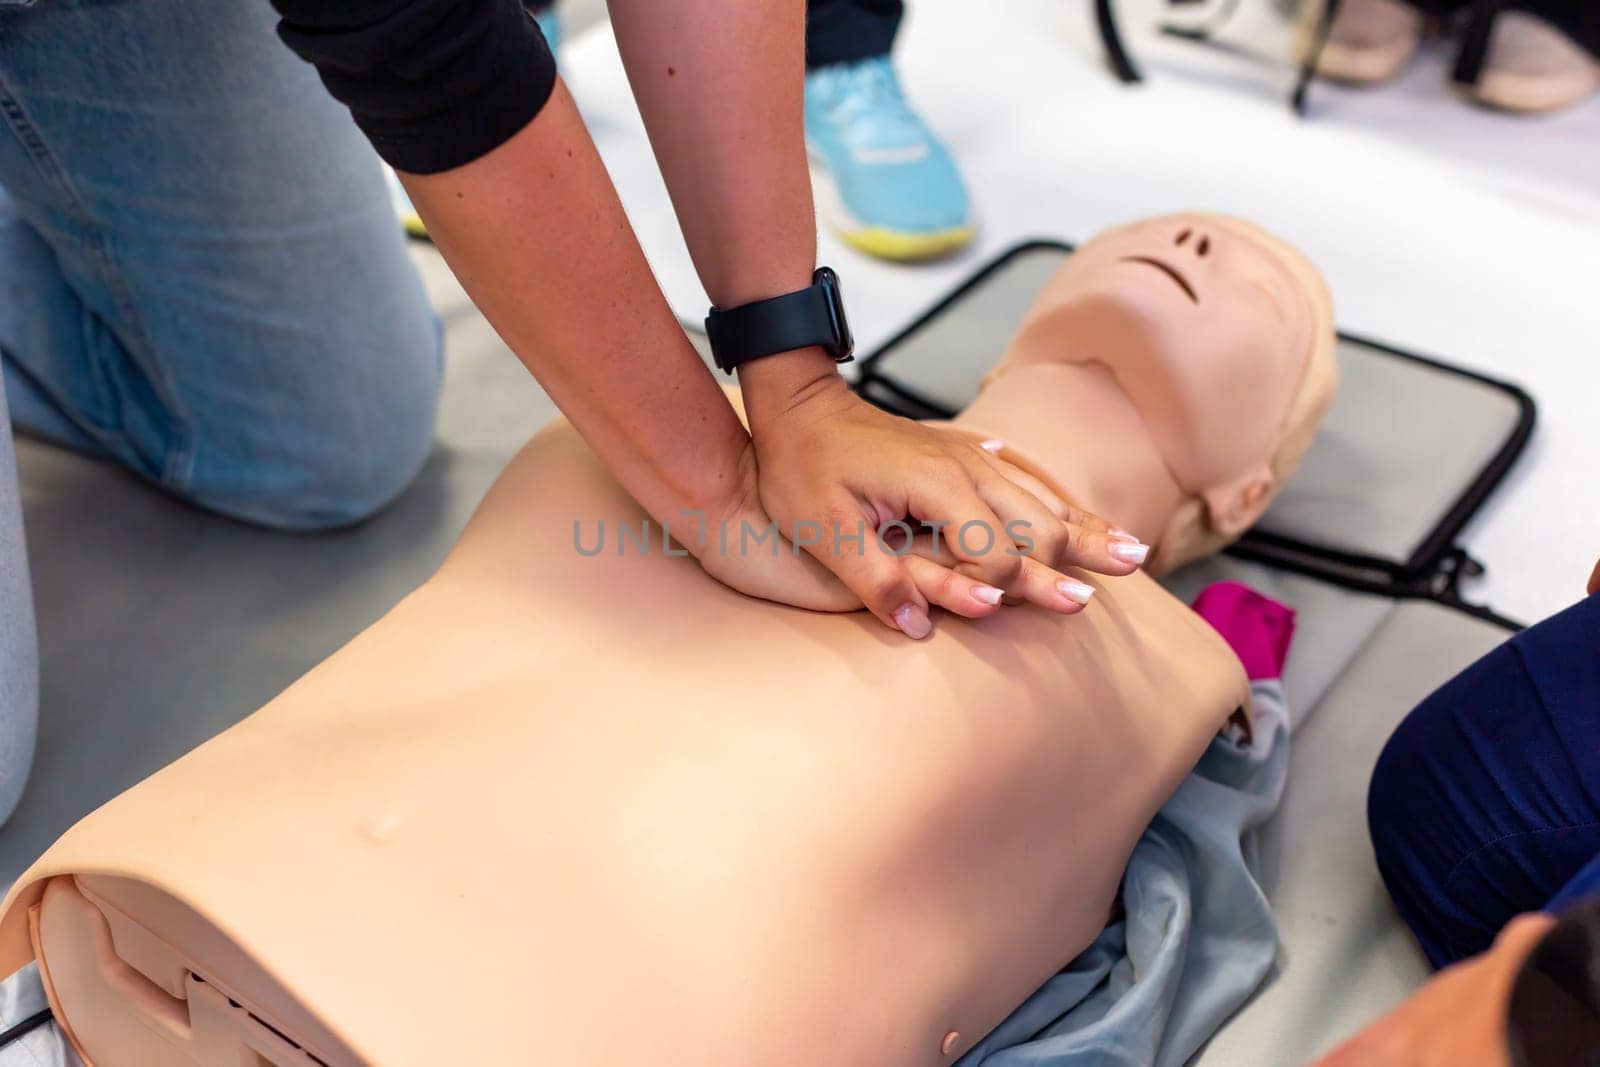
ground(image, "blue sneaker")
xmin=388 ymin=7 xmax=563 ymax=241
xmin=804 ymin=56 xmax=974 ymax=261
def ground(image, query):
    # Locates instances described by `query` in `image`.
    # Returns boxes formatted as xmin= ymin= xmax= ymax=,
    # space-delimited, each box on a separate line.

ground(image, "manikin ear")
xmin=1200 ymin=464 xmax=1276 ymax=539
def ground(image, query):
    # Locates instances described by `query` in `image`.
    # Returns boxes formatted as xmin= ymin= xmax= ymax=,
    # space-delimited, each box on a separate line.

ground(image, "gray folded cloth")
xmin=0 ymin=962 xmax=77 ymax=1067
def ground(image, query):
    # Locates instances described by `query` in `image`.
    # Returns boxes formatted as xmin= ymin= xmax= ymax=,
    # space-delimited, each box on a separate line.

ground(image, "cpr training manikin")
xmin=0 ymin=213 xmax=1338 ymax=1067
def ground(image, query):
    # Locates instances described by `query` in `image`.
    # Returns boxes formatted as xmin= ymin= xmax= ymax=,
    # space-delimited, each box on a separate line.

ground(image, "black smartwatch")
xmin=705 ymin=267 xmax=854 ymax=375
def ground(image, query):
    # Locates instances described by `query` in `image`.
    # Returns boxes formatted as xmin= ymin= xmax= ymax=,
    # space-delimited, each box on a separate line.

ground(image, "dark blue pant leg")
xmin=805 ymin=0 xmax=904 ymax=69
xmin=1368 ymin=593 xmax=1600 ymax=967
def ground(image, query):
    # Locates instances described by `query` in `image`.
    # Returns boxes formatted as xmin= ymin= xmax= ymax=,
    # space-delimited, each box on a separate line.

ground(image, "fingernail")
xmin=1109 ymin=541 xmax=1150 ymax=565
xmin=1109 ymin=527 xmax=1140 ymax=542
xmin=971 ymin=584 xmax=1005 ymax=606
xmin=893 ymin=603 xmax=933 ymax=639
xmin=979 ymin=438 xmax=1005 ymax=453
xmin=1057 ymin=579 xmax=1095 ymax=605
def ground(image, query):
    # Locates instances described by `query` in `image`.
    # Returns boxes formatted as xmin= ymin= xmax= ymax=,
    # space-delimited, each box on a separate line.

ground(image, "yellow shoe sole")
xmin=837 ymin=224 xmax=975 ymax=263
xmin=401 ymin=212 xmax=430 ymax=241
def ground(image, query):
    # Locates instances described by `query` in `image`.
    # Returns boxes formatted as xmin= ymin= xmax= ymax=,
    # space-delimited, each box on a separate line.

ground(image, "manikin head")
xmin=990 ymin=212 xmax=1339 ymax=573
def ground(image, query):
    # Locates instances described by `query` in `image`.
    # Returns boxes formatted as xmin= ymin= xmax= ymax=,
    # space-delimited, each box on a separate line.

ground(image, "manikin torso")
xmin=0 ymin=214 xmax=1332 ymax=1067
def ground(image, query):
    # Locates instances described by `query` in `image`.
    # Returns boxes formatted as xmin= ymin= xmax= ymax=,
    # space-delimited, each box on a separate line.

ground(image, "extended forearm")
xmin=271 ymin=0 xmax=750 ymax=527
xmin=608 ymin=0 xmax=841 ymax=416
xmin=266 ymin=0 xmax=1096 ymax=623
xmin=400 ymin=84 xmax=751 ymax=525
xmin=609 ymin=0 xmax=814 ymax=307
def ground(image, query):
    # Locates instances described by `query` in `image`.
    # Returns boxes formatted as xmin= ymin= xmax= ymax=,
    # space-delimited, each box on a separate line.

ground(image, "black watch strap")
xmin=705 ymin=267 xmax=854 ymax=375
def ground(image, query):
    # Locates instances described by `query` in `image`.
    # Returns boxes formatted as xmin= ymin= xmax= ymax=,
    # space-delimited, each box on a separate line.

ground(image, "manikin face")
xmin=1003 ymin=213 xmax=1318 ymax=499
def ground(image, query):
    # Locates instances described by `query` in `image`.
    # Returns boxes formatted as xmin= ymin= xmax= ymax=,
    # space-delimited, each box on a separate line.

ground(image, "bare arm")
xmin=608 ymin=0 xmax=1144 ymax=633
xmin=399 ymin=85 xmax=853 ymax=610
xmin=400 ymin=83 xmax=742 ymax=534
xmin=608 ymin=0 xmax=858 ymax=422
xmin=301 ymin=0 xmax=1143 ymax=633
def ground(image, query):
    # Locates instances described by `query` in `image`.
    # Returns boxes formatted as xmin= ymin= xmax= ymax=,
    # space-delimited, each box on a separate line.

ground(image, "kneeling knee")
xmin=1367 ymin=713 xmax=1430 ymax=875
xmin=258 ymin=406 xmax=439 ymax=531
xmin=268 ymin=432 xmax=436 ymax=531
xmin=0 ymin=640 xmax=39 ymax=828
xmin=186 ymin=351 xmax=443 ymax=531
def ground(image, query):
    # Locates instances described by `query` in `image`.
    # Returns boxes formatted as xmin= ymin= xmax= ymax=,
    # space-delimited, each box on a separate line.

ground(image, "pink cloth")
xmin=1190 ymin=581 xmax=1296 ymax=682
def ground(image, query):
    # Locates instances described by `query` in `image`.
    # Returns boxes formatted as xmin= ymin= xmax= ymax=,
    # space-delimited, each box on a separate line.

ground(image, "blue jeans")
xmin=0 ymin=0 xmax=443 ymax=820
xmin=0 ymin=401 xmax=35 ymax=828
xmin=1368 ymin=592 xmax=1600 ymax=967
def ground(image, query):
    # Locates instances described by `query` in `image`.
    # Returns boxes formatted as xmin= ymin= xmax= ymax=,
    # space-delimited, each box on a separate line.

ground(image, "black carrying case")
xmin=850 ymin=239 xmax=1535 ymax=626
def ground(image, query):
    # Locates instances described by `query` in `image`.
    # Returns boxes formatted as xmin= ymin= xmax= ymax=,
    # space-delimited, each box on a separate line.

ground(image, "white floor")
xmin=567 ymin=0 xmax=1600 ymax=625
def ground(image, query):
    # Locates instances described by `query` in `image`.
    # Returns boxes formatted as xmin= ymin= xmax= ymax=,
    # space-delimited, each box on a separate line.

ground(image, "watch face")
xmin=815 ymin=266 xmax=854 ymax=363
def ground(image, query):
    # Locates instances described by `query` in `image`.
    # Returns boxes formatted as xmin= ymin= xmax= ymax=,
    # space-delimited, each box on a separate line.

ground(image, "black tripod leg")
xmin=1096 ymin=0 xmax=1144 ymax=83
xmin=1291 ymin=0 xmax=1342 ymax=116
xmin=1452 ymin=0 xmax=1503 ymax=86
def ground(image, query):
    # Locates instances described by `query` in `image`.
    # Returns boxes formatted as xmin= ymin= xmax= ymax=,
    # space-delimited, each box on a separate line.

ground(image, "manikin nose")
xmin=1173 ymin=227 xmax=1211 ymax=259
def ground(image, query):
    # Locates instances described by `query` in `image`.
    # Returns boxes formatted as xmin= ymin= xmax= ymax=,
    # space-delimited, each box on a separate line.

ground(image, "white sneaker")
xmin=1469 ymin=11 xmax=1600 ymax=113
xmin=1306 ymin=0 xmax=1424 ymax=85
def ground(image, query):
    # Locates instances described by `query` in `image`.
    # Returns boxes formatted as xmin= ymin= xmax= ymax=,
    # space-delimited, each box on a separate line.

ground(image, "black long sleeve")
xmin=271 ymin=0 xmax=557 ymax=174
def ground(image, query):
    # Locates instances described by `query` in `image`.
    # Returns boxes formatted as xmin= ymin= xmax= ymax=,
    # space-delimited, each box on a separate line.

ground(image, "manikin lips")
xmin=1119 ymin=256 xmax=1198 ymax=304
